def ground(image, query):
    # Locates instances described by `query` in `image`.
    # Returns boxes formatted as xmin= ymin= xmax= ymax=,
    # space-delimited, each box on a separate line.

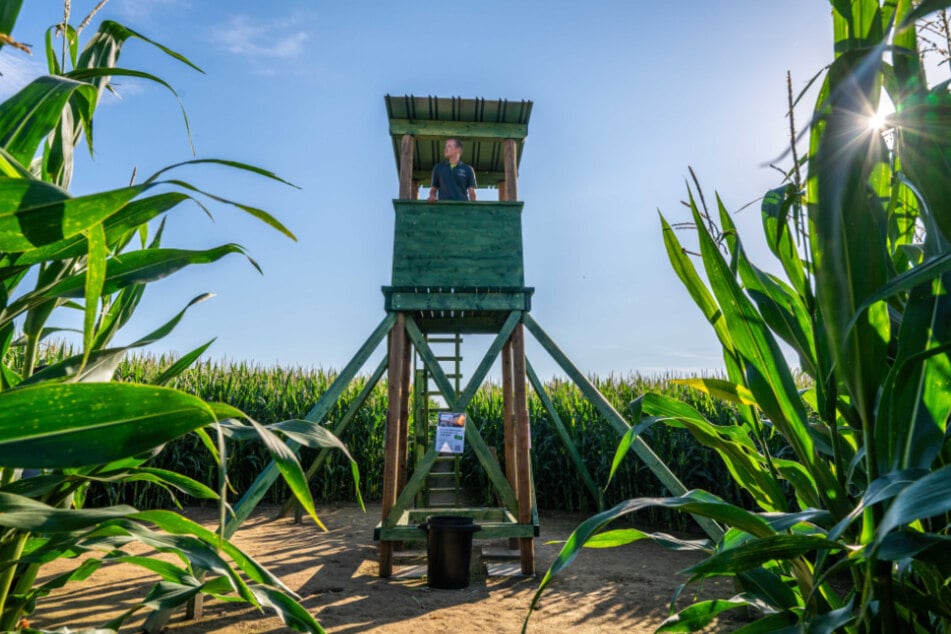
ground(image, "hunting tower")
xmin=219 ymin=95 xmax=721 ymax=585
xmin=377 ymin=95 xmax=537 ymax=576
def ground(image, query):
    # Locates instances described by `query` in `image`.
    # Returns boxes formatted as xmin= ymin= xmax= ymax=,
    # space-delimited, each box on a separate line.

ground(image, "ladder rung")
xmin=426 ymin=337 xmax=460 ymax=343
xmin=433 ymin=356 xmax=461 ymax=361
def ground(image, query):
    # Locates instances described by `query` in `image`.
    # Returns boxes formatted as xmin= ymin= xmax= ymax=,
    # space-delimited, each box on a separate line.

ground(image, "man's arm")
xmin=428 ymin=166 xmax=439 ymax=202
xmin=467 ymin=165 xmax=477 ymax=201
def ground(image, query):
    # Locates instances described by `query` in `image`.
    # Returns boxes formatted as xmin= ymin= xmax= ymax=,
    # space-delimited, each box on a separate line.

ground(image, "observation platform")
xmin=382 ymin=199 xmax=533 ymax=334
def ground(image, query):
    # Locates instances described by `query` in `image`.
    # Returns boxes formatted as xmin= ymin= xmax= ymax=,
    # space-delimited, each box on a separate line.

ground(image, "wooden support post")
xmin=398 ymin=327 xmax=412 ymax=495
xmin=511 ymin=323 xmax=534 ymax=574
xmin=503 ymin=139 xmax=518 ymax=201
xmin=502 ymin=337 xmax=518 ymax=549
xmin=380 ymin=313 xmax=407 ymax=577
xmin=498 ymin=179 xmax=508 ymax=202
xmin=399 ymin=134 xmax=415 ymax=199
xmin=413 ymin=368 xmax=428 ymax=507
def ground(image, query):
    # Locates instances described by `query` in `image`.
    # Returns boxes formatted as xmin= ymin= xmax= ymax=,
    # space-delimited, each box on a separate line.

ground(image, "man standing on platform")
xmin=427 ymin=138 xmax=477 ymax=201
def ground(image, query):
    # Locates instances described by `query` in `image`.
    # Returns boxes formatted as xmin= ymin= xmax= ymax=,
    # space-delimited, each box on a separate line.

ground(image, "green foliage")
xmin=92 ymin=351 xmax=747 ymax=530
xmin=0 ymin=8 xmax=342 ymax=633
xmin=465 ymin=374 xmax=751 ymax=526
xmin=528 ymin=2 xmax=951 ymax=633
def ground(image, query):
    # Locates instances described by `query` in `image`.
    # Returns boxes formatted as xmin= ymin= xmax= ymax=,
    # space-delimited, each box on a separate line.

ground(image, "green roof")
xmin=385 ymin=95 xmax=532 ymax=187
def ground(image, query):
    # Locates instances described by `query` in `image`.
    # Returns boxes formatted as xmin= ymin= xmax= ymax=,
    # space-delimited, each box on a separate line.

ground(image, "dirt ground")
xmin=31 ymin=504 xmax=744 ymax=633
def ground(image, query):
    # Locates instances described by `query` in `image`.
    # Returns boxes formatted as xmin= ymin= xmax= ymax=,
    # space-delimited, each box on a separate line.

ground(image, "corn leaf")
xmin=0 ymin=76 xmax=97 ymax=166
xmin=874 ymin=464 xmax=951 ymax=545
xmin=211 ymin=405 xmax=325 ymax=532
xmin=0 ymin=383 xmax=217 ymax=468
xmin=13 ymin=192 xmax=191 ymax=265
xmin=657 ymin=596 xmax=753 ymax=633
xmin=524 ymin=491 xmax=774 ymax=630
xmin=0 ymin=493 xmax=136 ymax=531
xmin=0 ymin=179 xmax=142 ymax=251
xmin=672 ymin=378 xmax=758 ymax=407
xmin=44 ymin=244 xmax=256 ymax=299
xmin=642 ymin=393 xmax=788 ymax=512
xmin=691 ymin=199 xmax=846 ymax=516
xmin=248 ymin=584 xmax=327 ymax=634
xmin=685 ymin=534 xmax=843 ymax=577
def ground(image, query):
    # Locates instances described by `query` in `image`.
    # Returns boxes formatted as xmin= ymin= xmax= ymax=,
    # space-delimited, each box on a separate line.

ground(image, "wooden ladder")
xmin=414 ymin=333 xmax=463 ymax=508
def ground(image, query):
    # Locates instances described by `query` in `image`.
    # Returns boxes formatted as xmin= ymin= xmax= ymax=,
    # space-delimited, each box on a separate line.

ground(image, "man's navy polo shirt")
xmin=431 ymin=161 xmax=477 ymax=200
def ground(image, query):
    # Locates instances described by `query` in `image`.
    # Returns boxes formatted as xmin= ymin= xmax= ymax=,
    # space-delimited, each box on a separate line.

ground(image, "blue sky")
xmin=2 ymin=1 xmax=834 ymax=380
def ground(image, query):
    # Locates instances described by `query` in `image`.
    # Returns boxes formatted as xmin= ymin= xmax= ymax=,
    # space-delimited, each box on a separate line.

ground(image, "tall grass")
xmin=69 ymin=344 xmax=751 ymax=530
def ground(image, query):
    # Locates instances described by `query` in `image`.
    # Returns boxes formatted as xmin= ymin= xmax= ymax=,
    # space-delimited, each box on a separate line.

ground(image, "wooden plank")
xmin=407 ymin=507 xmax=509 ymax=521
xmin=502 ymin=337 xmax=518 ymax=550
xmin=522 ymin=314 xmax=725 ymax=542
xmin=399 ymin=134 xmax=414 ymax=199
xmin=377 ymin=523 xmax=535 ymax=541
xmin=389 ymin=119 xmax=528 ymax=141
xmin=511 ymin=323 xmax=534 ymax=574
xmin=391 ymin=201 xmax=524 ymax=288
xmin=226 ymin=313 xmax=396 ymax=538
xmin=525 ymin=358 xmax=603 ymax=511
xmin=281 ymin=355 xmax=389 ymax=519
xmin=397 ymin=327 xmax=412 ymax=495
xmin=502 ymin=337 xmax=516 ymax=494
xmin=413 ymin=369 xmax=427 ymax=508
xmin=380 ymin=314 xmax=408 ymax=577
xmin=385 ymin=290 xmax=532 ymax=312
xmin=504 ymin=139 xmax=518 ymax=201
xmin=412 ymin=314 xmax=523 ymax=335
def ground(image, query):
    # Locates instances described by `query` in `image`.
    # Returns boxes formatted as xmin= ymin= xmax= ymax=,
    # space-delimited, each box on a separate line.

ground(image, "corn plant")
xmin=0 ymin=3 xmax=351 ymax=632
xmin=528 ymin=2 xmax=951 ymax=632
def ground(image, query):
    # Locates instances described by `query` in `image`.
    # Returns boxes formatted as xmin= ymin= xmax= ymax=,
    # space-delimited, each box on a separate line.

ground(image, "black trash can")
xmin=421 ymin=515 xmax=481 ymax=589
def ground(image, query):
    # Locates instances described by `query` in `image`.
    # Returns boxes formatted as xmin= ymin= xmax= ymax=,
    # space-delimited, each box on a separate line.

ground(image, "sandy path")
xmin=31 ymin=504 xmax=740 ymax=633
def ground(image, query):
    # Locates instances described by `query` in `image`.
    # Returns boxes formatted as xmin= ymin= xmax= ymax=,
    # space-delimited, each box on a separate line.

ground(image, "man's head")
xmin=443 ymin=138 xmax=463 ymax=162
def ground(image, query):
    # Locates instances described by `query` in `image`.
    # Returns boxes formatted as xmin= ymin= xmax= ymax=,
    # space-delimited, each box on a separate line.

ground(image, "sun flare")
xmin=868 ymin=110 xmax=888 ymax=131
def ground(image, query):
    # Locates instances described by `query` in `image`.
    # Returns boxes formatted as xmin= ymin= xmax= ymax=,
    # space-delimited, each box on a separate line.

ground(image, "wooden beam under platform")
xmin=375 ymin=507 xmax=538 ymax=542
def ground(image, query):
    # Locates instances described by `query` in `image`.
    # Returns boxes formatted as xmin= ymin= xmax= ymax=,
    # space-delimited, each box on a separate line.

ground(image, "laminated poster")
xmin=436 ymin=412 xmax=466 ymax=454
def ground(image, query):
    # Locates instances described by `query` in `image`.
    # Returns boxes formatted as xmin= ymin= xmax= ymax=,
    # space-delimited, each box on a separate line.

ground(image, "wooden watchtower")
xmin=146 ymin=95 xmax=725 ymax=628
xmin=376 ymin=95 xmax=537 ymax=576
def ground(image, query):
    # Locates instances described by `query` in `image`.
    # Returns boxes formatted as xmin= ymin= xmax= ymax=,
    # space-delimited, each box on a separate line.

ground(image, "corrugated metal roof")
xmin=385 ymin=95 xmax=533 ymax=187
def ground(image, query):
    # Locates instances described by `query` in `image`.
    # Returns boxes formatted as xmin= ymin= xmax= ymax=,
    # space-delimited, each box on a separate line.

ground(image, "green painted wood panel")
xmin=389 ymin=119 xmax=528 ymax=141
xmin=384 ymin=289 xmax=531 ymax=312
xmin=392 ymin=201 xmax=524 ymax=288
